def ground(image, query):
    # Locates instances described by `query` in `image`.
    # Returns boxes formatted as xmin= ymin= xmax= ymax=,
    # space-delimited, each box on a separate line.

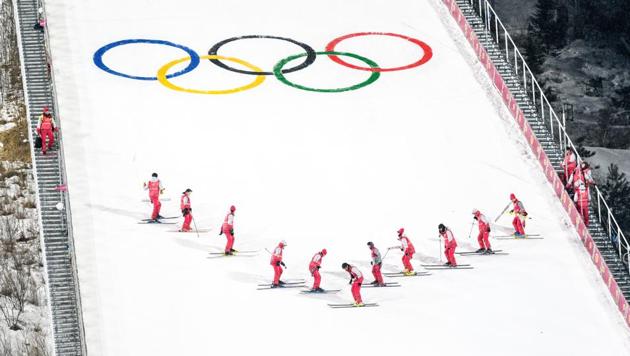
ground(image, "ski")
xmin=208 ymin=250 xmax=259 ymax=255
xmin=423 ymin=266 xmax=474 ymax=270
xmin=257 ymin=280 xmax=304 ymax=287
xmin=328 ymin=303 xmax=379 ymax=309
xmin=363 ymin=283 xmax=402 ymax=288
xmin=141 ymin=216 xmax=179 ymax=221
xmin=421 ymin=263 xmax=471 ymax=267
xmin=459 ymin=251 xmax=509 ymax=256
xmin=457 ymin=250 xmax=503 ymax=255
xmin=493 ymin=234 xmax=541 ymax=238
xmin=300 ymin=289 xmax=341 ymax=294
xmin=138 ymin=221 xmax=176 ymax=225
xmin=168 ymin=229 xmax=211 ymax=233
xmin=383 ymin=272 xmax=431 ymax=277
xmin=142 ymin=198 xmax=171 ymax=202
xmin=257 ymin=284 xmax=305 ymax=290
xmin=207 ymin=253 xmax=257 ymax=259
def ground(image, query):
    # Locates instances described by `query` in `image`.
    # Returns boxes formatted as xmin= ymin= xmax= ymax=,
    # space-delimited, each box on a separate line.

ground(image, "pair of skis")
xmin=257 ymin=280 xmax=305 ymax=290
xmin=383 ymin=271 xmax=431 ymax=278
xmin=207 ymin=250 xmax=259 ymax=259
xmin=420 ymin=263 xmax=474 ymax=270
xmin=138 ymin=216 xmax=179 ymax=225
xmin=456 ymin=249 xmax=509 ymax=256
xmin=494 ymin=234 xmax=543 ymax=240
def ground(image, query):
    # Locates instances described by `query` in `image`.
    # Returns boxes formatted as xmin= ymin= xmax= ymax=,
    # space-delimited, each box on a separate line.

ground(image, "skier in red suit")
xmin=473 ymin=209 xmax=493 ymax=254
xmin=220 ymin=205 xmax=236 ymax=255
xmin=270 ymin=240 xmax=287 ymax=288
xmin=561 ymin=147 xmax=577 ymax=184
xmin=438 ymin=224 xmax=458 ymax=267
xmin=367 ymin=242 xmax=385 ymax=286
xmin=179 ymin=189 xmax=193 ymax=232
xmin=36 ymin=107 xmax=56 ymax=155
xmin=308 ymin=249 xmax=327 ymax=292
xmin=397 ymin=228 xmax=415 ymax=275
xmin=342 ymin=262 xmax=364 ymax=306
xmin=574 ymin=182 xmax=590 ymax=226
xmin=509 ymin=193 xmax=527 ymax=237
xmin=143 ymin=173 xmax=164 ymax=222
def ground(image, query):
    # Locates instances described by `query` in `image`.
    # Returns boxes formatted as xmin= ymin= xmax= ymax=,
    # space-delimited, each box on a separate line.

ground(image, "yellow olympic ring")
xmin=156 ymin=55 xmax=265 ymax=94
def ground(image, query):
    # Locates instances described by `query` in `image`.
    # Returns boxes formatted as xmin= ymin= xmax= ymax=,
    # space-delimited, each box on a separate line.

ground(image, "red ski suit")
xmin=37 ymin=114 xmax=55 ymax=154
xmin=440 ymin=229 xmax=458 ymax=266
xmin=511 ymin=199 xmax=527 ymax=235
xmin=474 ymin=211 xmax=491 ymax=249
xmin=309 ymin=252 xmax=324 ymax=289
xmin=222 ymin=212 xmax=235 ymax=253
xmin=399 ymin=235 xmax=415 ymax=272
xmin=180 ymin=194 xmax=192 ymax=231
xmin=345 ymin=265 xmax=363 ymax=304
xmin=370 ymin=246 xmax=384 ymax=285
xmin=145 ymin=178 xmax=163 ymax=220
xmin=270 ymin=244 xmax=285 ymax=285
xmin=574 ymin=183 xmax=590 ymax=226
xmin=561 ymin=150 xmax=577 ymax=184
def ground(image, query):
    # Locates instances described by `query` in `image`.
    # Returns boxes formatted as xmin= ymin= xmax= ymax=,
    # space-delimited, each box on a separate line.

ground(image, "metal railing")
xmin=462 ymin=0 xmax=629 ymax=272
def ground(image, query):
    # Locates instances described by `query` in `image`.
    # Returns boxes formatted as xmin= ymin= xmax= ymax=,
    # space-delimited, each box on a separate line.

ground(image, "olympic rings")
xmin=325 ymin=32 xmax=433 ymax=72
xmin=208 ymin=35 xmax=317 ymax=76
xmin=274 ymin=51 xmax=380 ymax=93
xmin=93 ymin=39 xmax=200 ymax=81
xmin=157 ymin=55 xmax=266 ymax=94
xmin=93 ymin=33 xmax=433 ymax=94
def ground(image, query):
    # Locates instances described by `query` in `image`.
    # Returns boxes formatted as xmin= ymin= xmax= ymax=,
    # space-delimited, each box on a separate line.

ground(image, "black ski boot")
xmin=475 ymin=248 xmax=486 ymax=253
xmin=484 ymin=249 xmax=495 ymax=254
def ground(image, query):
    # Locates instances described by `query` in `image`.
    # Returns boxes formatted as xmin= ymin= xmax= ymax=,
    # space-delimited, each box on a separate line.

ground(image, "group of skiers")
xmin=561 ymin=147 xmax=595 ymax=226
xmin=143 ymin=173 xmax=530 ymax=307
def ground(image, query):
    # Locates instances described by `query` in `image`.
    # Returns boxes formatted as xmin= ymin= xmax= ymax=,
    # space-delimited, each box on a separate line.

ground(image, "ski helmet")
xmin=230 ymin=205 xmax=236 ymax=212
xmin=438 ymin=223 xmax=446 ymax=233
xmin=321 ymin=248 xmax=327 ymax=256
xmin=341 ymin=262 xmax=349 ymax=269
xmin=472 ymin=208 xmax=479 ymax=215
xmin=367 ymin=241 xmax=374 ymax=247
xmin=510 ymin=193 xmax=516 ymax=201
xmin=184 ymin=188 xmax=192 ymax=194
xmin=397 ymin=228 xmax=404 ymax=236
xmin=152 ymin=173 xmax=158 ymax=178
xmin=279 ymin=240 xmax=287 ymax=247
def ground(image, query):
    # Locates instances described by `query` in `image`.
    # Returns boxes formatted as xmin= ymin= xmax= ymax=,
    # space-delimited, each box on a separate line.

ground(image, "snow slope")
xmin=44 ymin=0 xmax=630 ymax=355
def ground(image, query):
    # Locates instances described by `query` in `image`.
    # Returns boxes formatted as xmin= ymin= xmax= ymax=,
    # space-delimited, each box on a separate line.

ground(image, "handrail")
xmin=37 ymin=0 xmax=88 ymax=354
xmin=464 ymin=0 xmax=629 ymax=273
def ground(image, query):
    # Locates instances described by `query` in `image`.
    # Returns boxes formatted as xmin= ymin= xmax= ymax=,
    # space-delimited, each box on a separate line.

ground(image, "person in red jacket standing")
xmin=342 ymin=262 xmax=364 ymax=307
xmin=439 ymin=224 xmax=458 ymax=267
xmin=36 ymin=107 xmax=56 ymax=155
xmin=143 ymin=173 xmax=164 ymax=222
xmin=220 ymin=205 xmax=236 ymax=255
xmin=179 ymin=189 xmax=193 ymax=232
xmin=472 ymin=209 xmax=493 ymax=254
xmin=509 ymin=194 xmax=527 ymax=238
xmin=561 ymin=147 xmax=577 ymax=185
xmin=397 ymin=228 xmax=415 ymax=275
xmin=270 ymin=240 xmax=287 ymax=288
xmin=367 ymin=242 xmax=385 ymax=286
xmin=308 ymin=249 xmax=327 ymax=292
xmin=574 ymin=181 xmax=590 ymax=226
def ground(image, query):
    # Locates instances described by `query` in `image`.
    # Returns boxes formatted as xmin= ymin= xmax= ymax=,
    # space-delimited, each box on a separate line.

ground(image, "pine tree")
xmin=600 ymin=164 xmax=630 ymax=235
xmin=528 ymin=0 xmax=569 ymax=54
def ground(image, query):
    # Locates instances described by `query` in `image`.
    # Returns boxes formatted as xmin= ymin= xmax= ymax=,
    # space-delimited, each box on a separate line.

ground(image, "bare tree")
xmin=0 ymin=264 xmax=34 ymax=330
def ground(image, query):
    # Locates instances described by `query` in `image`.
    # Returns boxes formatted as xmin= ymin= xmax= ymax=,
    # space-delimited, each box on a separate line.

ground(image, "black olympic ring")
xmin=208 ymin=35 xmax=317 ymax=76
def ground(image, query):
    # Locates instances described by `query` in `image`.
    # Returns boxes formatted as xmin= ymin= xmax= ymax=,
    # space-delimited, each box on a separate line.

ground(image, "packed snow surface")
xmin=44 ymin=0 xmax=630 ymax=355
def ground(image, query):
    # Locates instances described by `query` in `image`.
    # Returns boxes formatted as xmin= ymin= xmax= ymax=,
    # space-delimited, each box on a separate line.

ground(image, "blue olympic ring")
xmin=93 ymin=39 xmax=200 ymax=81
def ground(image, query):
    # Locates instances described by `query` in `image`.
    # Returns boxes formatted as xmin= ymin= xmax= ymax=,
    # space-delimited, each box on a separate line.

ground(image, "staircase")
xmin=13 ymin=0 xmax=86 ymax=354
xmin=454 ymin=0 xmax=630 ymax=300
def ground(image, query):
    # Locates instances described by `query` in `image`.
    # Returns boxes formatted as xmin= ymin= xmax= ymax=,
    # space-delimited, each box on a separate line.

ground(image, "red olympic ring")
xmin=325 ymin=32 xmax=433 ymax=72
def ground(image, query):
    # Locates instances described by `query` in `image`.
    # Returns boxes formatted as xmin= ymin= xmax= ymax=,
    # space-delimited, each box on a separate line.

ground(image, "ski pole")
xmin=438 ymin=237 xmax=442 ymax=263
xmin=468 ymin=220 xmax=475 ymax=239
xmin=494 ymin=202 xmax=511 ymax=222
xmin=192 ymin=216 xmax=200 ymax=239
